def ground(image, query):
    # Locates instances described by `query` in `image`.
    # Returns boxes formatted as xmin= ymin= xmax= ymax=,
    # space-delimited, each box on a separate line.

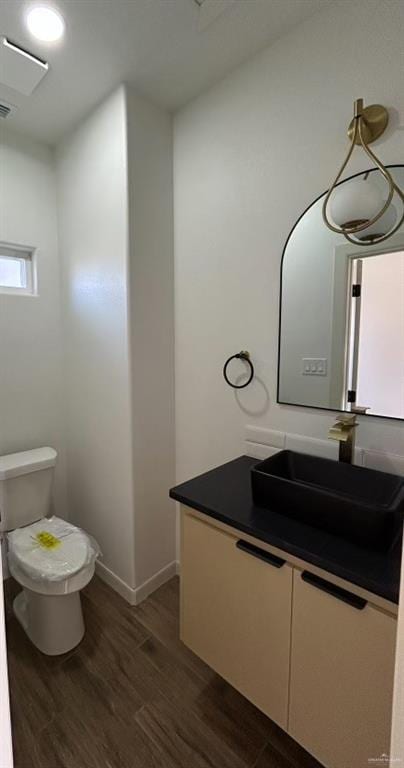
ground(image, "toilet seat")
xmin=8 ymin=516 xmax=97 ymax=592
xmin=8 ymin=559 xmax=95 ymax=595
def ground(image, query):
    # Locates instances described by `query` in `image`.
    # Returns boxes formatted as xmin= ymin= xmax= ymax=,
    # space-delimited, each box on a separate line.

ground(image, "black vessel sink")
xmin=251 ymin=450 xmax=404 ymax=551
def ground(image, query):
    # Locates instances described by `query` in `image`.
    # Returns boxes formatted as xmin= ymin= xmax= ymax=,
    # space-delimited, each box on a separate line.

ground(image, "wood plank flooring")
xmin=4 ymin=575 xmax=322 ymax=768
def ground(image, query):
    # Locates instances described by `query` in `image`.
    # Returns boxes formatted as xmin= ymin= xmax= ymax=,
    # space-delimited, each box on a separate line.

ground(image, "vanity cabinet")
xmin=180 ymin=507 xmax=398 ymax=768
xmin=289 ymin=567 xmax=396 ymax=768
xmin=181 ymin=510 xmax=293 ymax=728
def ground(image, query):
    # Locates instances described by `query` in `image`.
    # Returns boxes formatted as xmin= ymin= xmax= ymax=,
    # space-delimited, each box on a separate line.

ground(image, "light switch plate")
xmin=302 ymin=358 xmax=328 ymax=376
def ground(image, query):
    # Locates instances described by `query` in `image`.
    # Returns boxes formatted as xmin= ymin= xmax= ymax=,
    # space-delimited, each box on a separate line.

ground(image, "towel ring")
xmin=223 ymin=351 xmax=254 ymax=389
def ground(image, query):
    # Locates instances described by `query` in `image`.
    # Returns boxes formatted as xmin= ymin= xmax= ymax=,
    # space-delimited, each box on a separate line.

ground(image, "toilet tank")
xmin=0 ymin=448 xmax=57 ymax=532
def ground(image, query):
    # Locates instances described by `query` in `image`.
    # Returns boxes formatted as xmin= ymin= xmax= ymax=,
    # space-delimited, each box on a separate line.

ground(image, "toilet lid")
xmin=8 ymin=517 xmax=94 ymax=582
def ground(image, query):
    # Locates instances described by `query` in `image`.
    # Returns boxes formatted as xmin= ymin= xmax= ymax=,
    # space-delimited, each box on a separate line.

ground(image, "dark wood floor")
xmin=4 ymin=575 xmax=321 ymax=768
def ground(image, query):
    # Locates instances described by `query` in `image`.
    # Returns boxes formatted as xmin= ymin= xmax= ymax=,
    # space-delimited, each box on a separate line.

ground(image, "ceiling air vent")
xmin=0 ymin=37 xmax=49 ymax=96
xmin=0 ymin=101 xmax=17 ymax=119
xmin=0 ymin=103 xmax=11 ymax=118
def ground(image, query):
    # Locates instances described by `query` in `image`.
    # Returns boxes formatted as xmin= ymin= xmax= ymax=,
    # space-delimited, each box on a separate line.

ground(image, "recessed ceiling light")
xmin=26 ymin=6 xmax=65 ymax=42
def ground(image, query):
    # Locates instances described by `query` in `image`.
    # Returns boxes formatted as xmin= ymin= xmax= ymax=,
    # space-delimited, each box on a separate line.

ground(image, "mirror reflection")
xmin=278 ymin=166 xmax=404 ymax=420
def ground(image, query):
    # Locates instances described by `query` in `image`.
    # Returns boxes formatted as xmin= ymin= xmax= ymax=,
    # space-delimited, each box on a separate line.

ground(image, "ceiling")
xmin=0 ymin=0 xmax=328 ymax=145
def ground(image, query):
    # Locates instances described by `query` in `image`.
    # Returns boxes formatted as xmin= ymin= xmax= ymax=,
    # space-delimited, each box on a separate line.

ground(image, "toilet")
xmin=0 ymin=447 xmax=99 ymax=655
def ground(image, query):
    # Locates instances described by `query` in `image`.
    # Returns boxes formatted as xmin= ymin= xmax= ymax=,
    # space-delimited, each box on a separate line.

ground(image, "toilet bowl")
xmin=0 ymin=448 xmax=99 ymax=655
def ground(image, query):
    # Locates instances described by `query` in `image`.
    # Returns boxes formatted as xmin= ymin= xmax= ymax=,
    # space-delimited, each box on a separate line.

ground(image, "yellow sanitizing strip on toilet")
xmin=35 ymin=531 xmax=62 ymax=549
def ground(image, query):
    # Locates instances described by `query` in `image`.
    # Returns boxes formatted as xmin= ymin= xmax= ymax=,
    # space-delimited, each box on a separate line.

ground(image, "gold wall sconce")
xmin=322 ymin=98 xmax=404 ymax=245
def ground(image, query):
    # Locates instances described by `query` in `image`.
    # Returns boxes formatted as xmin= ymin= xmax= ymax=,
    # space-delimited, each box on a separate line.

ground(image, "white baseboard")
xmin=95 ymin=558 xmax=178 ymax=606
xmin=96 ymin=561 xmax=137 ymax=605
xmin=133 ymin=560 xmax=177 ymax=605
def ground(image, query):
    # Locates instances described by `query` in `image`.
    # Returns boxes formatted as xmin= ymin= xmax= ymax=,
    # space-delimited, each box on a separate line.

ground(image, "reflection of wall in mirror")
xmin=356 ymin=251 xmax=404 ymax=419
xmin=279 ymin=200 xmax=345 ymax=409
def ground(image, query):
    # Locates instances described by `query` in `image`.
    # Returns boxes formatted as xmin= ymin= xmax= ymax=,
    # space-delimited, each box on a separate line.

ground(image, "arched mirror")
xmin=278 ymin=165 xmax=404 ymax=421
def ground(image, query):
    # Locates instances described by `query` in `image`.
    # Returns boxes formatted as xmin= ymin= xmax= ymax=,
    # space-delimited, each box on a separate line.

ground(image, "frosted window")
xmin=0 ymin=245 xmax=33 ymax=293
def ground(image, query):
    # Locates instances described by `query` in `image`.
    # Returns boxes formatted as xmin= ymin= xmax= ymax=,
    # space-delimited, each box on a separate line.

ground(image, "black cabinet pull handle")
xmin=236 ymin=539 xmax=286 ymax=568
xmin=302 ymin=571 xmax=367 ymax=610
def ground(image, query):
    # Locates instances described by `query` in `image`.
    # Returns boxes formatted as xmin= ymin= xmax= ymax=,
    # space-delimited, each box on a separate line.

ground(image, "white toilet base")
xmin=14 ymin=588 xmax=85 ymax=656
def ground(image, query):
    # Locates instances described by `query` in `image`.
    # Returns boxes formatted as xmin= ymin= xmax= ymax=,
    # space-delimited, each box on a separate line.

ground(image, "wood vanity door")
xmin=289 ymin=568 xmax=397 ymax=768
xmin=181 ymin=509 xmax=293 ymax=728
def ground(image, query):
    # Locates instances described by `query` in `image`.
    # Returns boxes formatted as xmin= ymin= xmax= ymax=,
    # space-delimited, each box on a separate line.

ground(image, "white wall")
xmin=0 ymin=127 xmax=67 ymax=517
xmin=174 ymin=0 xmax=404 ymax=484
xmin=56 ymin=87 xmax=136 ymax=590
xmin=56 ymin=85 xmax=176 ymax=599
xmin=126 ymin=87 xmax=176 ymax=588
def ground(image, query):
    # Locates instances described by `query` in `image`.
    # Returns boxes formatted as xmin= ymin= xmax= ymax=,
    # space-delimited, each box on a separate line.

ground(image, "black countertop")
xmin=170 ymin=455 xmax=402 ymax=605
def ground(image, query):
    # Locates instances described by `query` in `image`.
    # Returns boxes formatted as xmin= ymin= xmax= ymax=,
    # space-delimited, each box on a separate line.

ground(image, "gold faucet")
xmin=328 ymin=414 xmax=358 ymax=464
